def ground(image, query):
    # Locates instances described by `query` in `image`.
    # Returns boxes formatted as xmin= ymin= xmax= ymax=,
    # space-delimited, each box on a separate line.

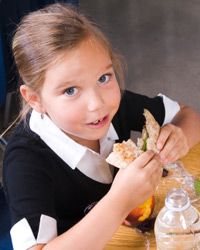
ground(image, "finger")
xmin=160 ymin=142 xmax=185 ymax=164
xmin=147 ymin=158 xmax=163 ymax=183
xmin=144 ymin=155 xmax=163 ymax=174
xmin=159 ymin=136 xmax=179 ymax=163
xmin=139 ymin=161 xmax=163 ymax=193
xmin=129 ymin=150 xmax=155 ymax=169
xmin=157 ymin=125 xmax=172 ymax=150
xmin=123 ymin=219 xmax=132 ymax=227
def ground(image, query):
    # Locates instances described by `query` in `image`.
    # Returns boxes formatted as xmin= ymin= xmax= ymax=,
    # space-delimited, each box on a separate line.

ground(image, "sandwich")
xmin=106 ymin=109 xmax=160 ymax=169
xmin=137 ymin=109 xmax=160 ymax=153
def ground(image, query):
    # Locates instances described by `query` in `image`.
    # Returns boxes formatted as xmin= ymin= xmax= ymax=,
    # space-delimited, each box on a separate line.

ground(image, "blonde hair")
xmin=12 ymin=3 xmax=125 ymax=117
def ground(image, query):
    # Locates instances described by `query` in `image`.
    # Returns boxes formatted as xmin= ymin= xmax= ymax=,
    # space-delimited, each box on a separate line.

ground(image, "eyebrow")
xmin=104 ymin=63 xmax=113 ymax=70
xmin=55 ymin=80 xmax=74 ymax=90
xmin=55 ymin=63 xmax=113 ymax=90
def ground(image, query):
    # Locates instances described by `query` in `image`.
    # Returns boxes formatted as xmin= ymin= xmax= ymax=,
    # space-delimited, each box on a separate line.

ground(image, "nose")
xmin=87 ymin=88 xmax=104 ymax=112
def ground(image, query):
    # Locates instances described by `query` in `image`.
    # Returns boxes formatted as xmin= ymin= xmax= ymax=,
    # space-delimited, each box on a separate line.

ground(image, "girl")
xmin=3 ymin=3 xmax=200 ymax=250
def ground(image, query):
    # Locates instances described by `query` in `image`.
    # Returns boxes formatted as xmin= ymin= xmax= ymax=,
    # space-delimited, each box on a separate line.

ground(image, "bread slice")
xmin=137 ymin=109 xmax=160 ymax=153
xmin=106 ymin=109 xmax=160 ymax=168
xmin=106 ymin=139 xmax=139 ymax=168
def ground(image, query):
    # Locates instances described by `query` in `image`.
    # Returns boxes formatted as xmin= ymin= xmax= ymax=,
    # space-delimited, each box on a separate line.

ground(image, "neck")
xmin=66 ymin=133 xmax=100 ymax=153
xmin=76 ymin=139 xmax=100 ymax=153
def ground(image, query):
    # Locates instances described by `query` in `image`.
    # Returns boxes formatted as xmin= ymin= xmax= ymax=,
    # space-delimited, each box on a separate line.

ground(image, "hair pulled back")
xmin=12 ymin=3 xmax=125 ymax=116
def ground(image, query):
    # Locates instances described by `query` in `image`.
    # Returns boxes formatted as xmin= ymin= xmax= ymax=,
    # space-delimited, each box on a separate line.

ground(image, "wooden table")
xmin=104 ymin=142 xmax=200 ymax=250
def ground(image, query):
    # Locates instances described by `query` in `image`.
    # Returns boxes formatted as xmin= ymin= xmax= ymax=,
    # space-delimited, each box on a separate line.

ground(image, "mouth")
xmin=87 ymin=115 xmax=109 ymax=127
xmin=91 ymin=117 xmax=104 ymax=124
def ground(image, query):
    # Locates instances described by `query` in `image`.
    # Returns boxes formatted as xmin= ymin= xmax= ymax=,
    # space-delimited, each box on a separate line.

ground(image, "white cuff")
xmin=10 ymin=215 xmax=57 ymax=250
xmin=158 ymin=93 xmax=180 ymax=125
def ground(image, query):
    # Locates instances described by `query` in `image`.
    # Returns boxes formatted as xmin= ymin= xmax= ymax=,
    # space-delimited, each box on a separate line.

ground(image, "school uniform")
xmin=3 ymin=90 xmax=180 ymax=250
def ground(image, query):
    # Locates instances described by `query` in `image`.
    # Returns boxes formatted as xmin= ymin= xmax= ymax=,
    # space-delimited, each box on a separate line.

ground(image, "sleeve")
xmin=3 ymin=140 xmax=57 ymax=250
xmin=158 ymin=93 xmax=180 ymax=125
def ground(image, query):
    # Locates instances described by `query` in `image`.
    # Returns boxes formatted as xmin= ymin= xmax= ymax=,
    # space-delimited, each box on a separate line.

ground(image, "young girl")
xmin=3 ymin=3 xmax=200 ymax=250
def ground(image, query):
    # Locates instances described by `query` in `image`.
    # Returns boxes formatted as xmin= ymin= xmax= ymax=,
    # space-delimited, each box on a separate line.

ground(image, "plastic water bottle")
xmin=154 ymin=188 xmax=200 ymax=249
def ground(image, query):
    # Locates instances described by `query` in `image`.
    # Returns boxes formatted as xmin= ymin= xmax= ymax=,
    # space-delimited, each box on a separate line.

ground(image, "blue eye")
xmin=64 ymin=87 xmax=78 ymax=96
xmin=98 ymin=74 xmax=111 ymax=85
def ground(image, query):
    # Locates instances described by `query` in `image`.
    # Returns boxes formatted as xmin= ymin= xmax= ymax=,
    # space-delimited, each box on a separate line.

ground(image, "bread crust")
xmin=137 ymin=109 xmax=160 ymax=153
xmin=106 ymin=109 xmax=160 ymax=168
xmin=106 ymin=139 xmax=140 ymax=168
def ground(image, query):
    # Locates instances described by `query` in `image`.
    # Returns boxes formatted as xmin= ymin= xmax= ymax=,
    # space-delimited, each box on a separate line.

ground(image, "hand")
xmin=110 ymin=151 xmax=163 ymax=212
xmin=157 ymin=123 xmax=189 ymax=165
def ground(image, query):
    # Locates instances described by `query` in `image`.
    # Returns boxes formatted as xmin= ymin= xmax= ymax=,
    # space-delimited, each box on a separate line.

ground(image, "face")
xmin=38 ymin=39 xmax=121 ymax=146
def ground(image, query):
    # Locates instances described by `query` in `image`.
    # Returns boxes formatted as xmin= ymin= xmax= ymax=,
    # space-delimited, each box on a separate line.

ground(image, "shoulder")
xmin=3 ymin=118 xmax=56 ymax=186
xmin=119 ymin=90 xmax=164 ymax=117
xmin=4 ymin=118 xmax=49 ymax=160
xmin=112 ymin=90 xmax=165 ymax=138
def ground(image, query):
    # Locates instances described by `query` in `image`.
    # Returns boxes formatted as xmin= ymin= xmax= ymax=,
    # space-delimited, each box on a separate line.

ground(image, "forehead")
xmin=45 ymin=38 xmax=111 ymax=79
xmin=59 ymin=37 xmax=110 ymax=65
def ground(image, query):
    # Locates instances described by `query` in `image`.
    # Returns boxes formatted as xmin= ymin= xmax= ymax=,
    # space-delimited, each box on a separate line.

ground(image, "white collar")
xmin=29 ymin=110 xmax=118 ymax=169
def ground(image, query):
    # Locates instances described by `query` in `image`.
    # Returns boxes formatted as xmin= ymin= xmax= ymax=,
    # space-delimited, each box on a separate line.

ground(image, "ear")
xmin=20 ymin=85 xmax=44 ymax=113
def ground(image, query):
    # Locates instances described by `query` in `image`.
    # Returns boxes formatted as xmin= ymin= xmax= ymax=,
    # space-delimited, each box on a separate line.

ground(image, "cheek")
xmin=56 ymin=105 xmax=80 ymax=124
xmin=51 ymin=108 xmax=82 ymax=134
xmin=42 ymin=98 xmax=79 ymax=126
xmin=108 ymin=84 xmax=121 ymax=108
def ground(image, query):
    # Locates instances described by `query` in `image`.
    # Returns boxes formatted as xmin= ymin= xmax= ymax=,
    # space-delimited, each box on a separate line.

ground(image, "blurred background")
xmin=80 ymin=0 xmax=200 ymax=112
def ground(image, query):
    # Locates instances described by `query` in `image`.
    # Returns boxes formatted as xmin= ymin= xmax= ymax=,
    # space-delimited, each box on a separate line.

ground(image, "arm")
xmin=157 ymin=105 xmax=200 ymax=164
xmin=29 ymin=151 xmax=162 ymax=250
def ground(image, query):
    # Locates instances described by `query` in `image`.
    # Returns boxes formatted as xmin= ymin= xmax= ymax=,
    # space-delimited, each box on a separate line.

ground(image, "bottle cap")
xmin=165 ymin=188 xmax=190 ymax=211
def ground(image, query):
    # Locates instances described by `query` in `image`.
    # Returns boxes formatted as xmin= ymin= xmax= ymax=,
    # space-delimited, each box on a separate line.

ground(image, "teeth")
xmin=94 ymin=120 xmax=100 ymax=124
xmin=93 ymin=118 xmax=103 ymax=124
